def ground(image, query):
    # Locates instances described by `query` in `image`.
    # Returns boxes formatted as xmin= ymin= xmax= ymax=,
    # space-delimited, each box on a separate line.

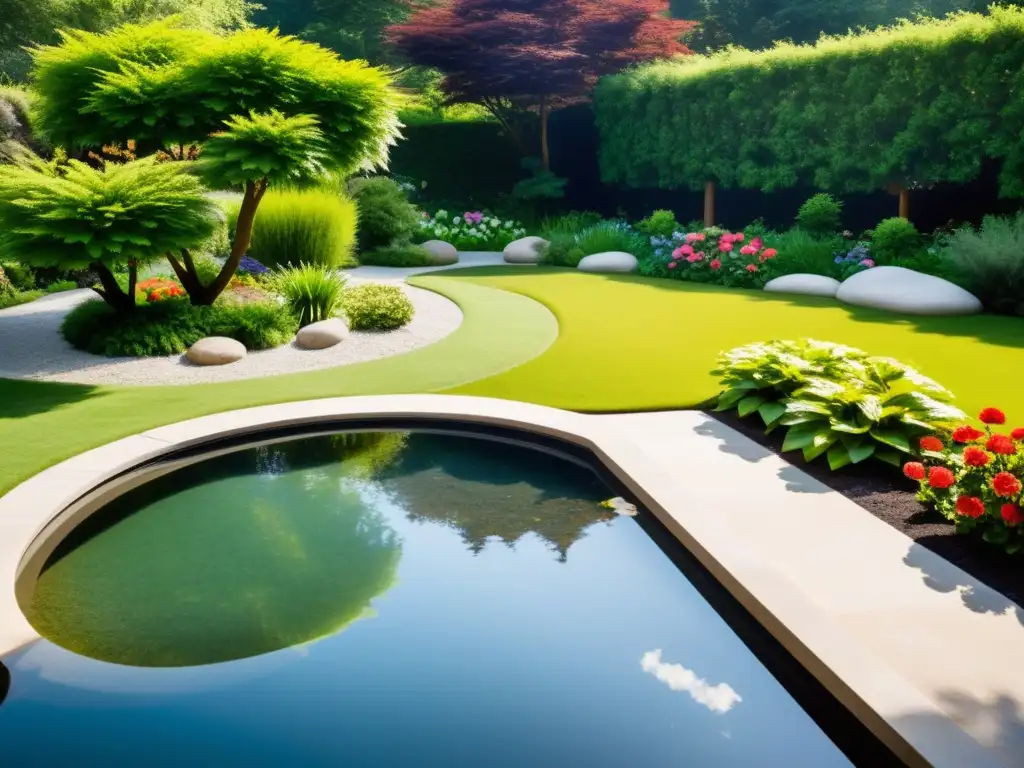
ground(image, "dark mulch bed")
xmin=707 ymin=410 xmax=1024 ymax=607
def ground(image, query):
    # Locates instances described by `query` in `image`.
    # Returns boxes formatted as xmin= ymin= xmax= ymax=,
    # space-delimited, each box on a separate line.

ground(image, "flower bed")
xmin=417 ymin=209 xmax=526 ymax=251
xmin=640 ymin=228 xmax=778 ymax=287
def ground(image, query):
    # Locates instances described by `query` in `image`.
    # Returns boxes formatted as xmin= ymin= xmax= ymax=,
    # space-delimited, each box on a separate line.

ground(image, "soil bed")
xmin=708 ymin=410 xmax=1024 ymax=607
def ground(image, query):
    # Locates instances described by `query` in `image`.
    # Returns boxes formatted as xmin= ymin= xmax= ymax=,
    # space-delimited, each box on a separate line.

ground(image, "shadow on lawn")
xmin=0 ymin=379 xmax=105 ymax=420
xmin=440 ymin=267 xmax=1024 ymax=349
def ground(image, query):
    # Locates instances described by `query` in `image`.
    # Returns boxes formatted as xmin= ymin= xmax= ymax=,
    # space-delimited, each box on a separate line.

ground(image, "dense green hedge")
xmin=389 ymin=119 xmax=525 ymax=206
xmin=595 ymin=8 xmax=1024 ymax=196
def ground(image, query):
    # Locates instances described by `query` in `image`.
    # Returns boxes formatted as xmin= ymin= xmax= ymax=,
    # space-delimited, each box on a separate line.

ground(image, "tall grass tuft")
xmin=235 ymin=187 xmax=358 ymax=270
xmin=939 ymin=213 xmax=1024 ymax=316
xmin=272 ymin=263 xmax=348 ymax=327
xmin=574 ymin=221 xmax=647 ymax=257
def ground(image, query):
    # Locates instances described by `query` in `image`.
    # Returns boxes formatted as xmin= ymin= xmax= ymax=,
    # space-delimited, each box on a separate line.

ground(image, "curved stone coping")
xmin=0 ymin=395 xmax=1016 ymax=766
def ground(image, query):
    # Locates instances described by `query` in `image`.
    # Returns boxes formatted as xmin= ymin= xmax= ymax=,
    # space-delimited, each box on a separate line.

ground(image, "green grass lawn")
xmin=3 ymin=266 xmax=1024 ymax=496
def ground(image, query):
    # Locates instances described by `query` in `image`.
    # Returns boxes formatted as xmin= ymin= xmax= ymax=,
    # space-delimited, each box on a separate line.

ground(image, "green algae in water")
xmin=27 ymin=433 xmax=406 ymax=668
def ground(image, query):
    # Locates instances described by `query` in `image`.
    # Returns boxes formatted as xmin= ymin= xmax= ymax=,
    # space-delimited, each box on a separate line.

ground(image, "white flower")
xmin=435 ymin=209 xmax=448 ymax=219
xmin=452 ymin=216 xmax=461 ymax=224
xmin=488 ymin=218 xmax=500 ymax=227
xmin=504 ymin=220 xmax=514 ymax=229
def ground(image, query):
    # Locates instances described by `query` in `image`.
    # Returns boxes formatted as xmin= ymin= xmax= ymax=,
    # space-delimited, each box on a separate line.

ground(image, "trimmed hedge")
xmin=595 ymin=8 xmax=1024 ymax=197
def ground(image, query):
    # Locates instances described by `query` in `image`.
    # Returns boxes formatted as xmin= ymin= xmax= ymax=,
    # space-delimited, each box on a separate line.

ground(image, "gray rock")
xmin=836 ymin=266 xmax=982 ymax=316
xmin=577 ymin=251 xmax=639 ymax=273
xmin=295 ymin=318 xmax=349 ymax=350
xmin=503 ymin=236 xmax=548 ymax=264
xmin=764 ymin=273 xmax=841 ymax=298
xmin=186 ymin=337 xmax=246 ymax=366
xmin=419 ymin=240 xmax=459 ymax=266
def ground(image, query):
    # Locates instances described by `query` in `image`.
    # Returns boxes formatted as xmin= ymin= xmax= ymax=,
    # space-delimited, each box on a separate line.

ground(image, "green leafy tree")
xmin=0 ymin=157 xmax=219 ymax=312
xmin=30 ymin=22 xmax=401 ymax=304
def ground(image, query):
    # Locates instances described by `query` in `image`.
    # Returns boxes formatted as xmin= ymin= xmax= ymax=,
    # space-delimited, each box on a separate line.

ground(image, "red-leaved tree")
xmin=388 ymin=0 xmax=693 ymax=170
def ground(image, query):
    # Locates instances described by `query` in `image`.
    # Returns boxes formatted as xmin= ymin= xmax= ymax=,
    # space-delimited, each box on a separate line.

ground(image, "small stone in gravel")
xmin=187 ymin=337 xmax=247 ymax=366
xmin=295 ymin=318 xmax=349 ymax=350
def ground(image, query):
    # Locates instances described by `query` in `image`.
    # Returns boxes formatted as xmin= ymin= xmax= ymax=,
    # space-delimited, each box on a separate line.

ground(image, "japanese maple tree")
xmin=388 ymin=0 xmax=693 ymax=169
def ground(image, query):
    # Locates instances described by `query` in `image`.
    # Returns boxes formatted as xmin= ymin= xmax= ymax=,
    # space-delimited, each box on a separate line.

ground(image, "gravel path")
xmin=0 ymin=252 xmax=509 ymax=387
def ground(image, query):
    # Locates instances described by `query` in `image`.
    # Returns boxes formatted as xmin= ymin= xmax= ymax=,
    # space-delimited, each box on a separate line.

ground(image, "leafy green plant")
xmin=359 ymin=243 xmax=434 ymax=267
xmin=272 ymin=263 xmax=347 ymax=327
xmin=760 ymin=229 xmax=842 ymax=278
xmin=511 ymin=158 xmax=567 ymax=201
xmin=191 ymin=255 xmax=223 ymax=287
xmin=0 ymin=156 xmax=219 ymax=312
xmin=0 ymin=265 xmax=13 ymax=296
xmin=870 ymin=217 xmax=921 ymax=262
xmin=0 ymin=262 xmax=34 ymax=291
xmin=232 ymin=187 xmax=358 ymax=270
xmin=713 ymin=339 xmax=965 ymax=470
xmin=539 ymin=211 xmax=603 ymax=240
xmin=45 ymin=280 xmax=77 ymax=294
xmin=539 ymin=233 xmax=586 ymax=267
xmin=0 ymin=289 xmax=44 ymax=309
xmin=574 ymin=221 xmax=647 ymax=256
xmin=937 ymin=213 xmax=1024 ymax=316
xmin=796 ymin=193 xmax=842 ymax=237
xmin=348 ymin=176 xmax=422 ymax=252
xmin=342 ymin=283 xmax=414 ymax=330
xmin=636 ymin=209 xmax=680 ymax=239
xmin=60 ymin=296 xmax=297 ymax=356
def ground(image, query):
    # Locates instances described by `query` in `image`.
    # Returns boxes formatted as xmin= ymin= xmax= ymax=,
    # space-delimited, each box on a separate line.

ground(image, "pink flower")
xmin=740 ymin=245 xmax=757 ymax=255
xmin=685 ymin=232 xmax=700 ymax=243
xmin=734 ymin=233 xmax=745 ymax=242
xmin=672 ymin=247 xmax=685 ymax=259
xmin=668 ymin=261 xmax=678 ymax=269
xmin=695 ymin=233 xmax=706 ymax=242
xmin=745 ymin=264 xmax=758 ymax=273
xmin=718 ymin=241 xmax=734 ymax=253
xmin=720 ymin=233 xmax=735 ymax=243
xmin=762 ymin=248 xmax=777 ymax=259
xmin=860 ymin=259 xmax=875 ymax=267
xmin=709 ymin=258 xmax=722 ymax=270
xmin=681 ymin=244 xmax=694 ymax=256
xmin=686 ymin=252 xmax=703 ymax=263
xmin=750 ymin=237 xmax=763 ymax=250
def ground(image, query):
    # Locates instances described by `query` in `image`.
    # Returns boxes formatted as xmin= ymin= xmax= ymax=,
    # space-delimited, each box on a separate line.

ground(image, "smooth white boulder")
xmin=836 ymin=266 xmax=982 ymax=316
xmin=503 ymin=236 xmax=548 ymax=264
xmin=295 ymin=318 xmax=349 ymax=350
xmin=419 ymin=240 xmax=458 ymax=266
xmin=577 ymin=251 xmax=638 ymax=274
xmin=186 ymin=337 xmax=246 ymax=366
xmin=764 ymin=273 xmax=841 ymax=298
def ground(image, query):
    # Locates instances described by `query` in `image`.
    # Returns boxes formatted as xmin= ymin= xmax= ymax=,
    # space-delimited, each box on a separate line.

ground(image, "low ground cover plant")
xmin=905 ymin=407 xmax=1024 ymax=553
xmin=359 ymin=243 xmax=434 ymax=267
xmin=342 ymin=284 xmax=414 ymax=331
xmin=417 ymin=209 xmax=526 ymax=251
xmin=714 ymin=339 xmax=965 ymax=470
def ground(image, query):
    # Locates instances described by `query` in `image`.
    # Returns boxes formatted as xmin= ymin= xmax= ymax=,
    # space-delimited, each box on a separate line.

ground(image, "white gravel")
xmin=0 ymin=252 xmax=509 ymax=387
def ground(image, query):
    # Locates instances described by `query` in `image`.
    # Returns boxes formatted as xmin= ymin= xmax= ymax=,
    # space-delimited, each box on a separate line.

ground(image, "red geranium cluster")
xmin=904 ymin=407 xmax=1024 ymax=552
xmin=137 ymin=277 xmax=185 ymax=303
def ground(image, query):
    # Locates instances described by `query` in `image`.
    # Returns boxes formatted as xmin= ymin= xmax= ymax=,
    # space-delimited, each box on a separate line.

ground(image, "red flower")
xmin=919 ymin=436 xmax=944 ymax=452
xmin=762 ymin=248 xmax=777 ymax=258
xmin=1001 ymin=504 xmax=1024 ymax=525
xmin=903 ymin=462 xmax=926 ymax=481
xmin=986 ymin=434 xmax=1016 ymax=455
xmin=1012 ymin=428 xmax=1024 ymax=440
xmin=709 ymin=259 xmax=721 ymax=270
xmin=956 ymin=496 xmax=986 ymax=518
xmin=745 ymin=264 xmax=758 ymax=273
xmin=927 ymin=466 xmax=955 ymax=489
xmin=952 ymin=425 xmax=985 ymax=443
xmin=963 ymin=447 xmax=990 ymax=467
xmin=979 ymin=407 xmax=1006 ymax=425
xmin=992 ymin=472 xmax=1022 ymax=498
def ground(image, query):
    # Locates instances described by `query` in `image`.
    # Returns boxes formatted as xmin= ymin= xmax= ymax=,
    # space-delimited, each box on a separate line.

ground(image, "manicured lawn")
xmin=446 ymin=268 xmax=1024 ymax=420
xmin=0 ymin=277 xmax=556 ymax=495
xmin=3 ymin=266 xmax=1024 ymax=496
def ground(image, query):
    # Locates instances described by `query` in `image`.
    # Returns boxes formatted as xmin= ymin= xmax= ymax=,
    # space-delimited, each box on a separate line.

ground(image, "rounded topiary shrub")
xmin=342 ymin=284 xmax=414 ymax=331
xmin=347 ymin=177 xmax=422 ymax=252
xmin=871 ymin=217 xmax=922 ymax=262
xmin=796 ymin=193 xmax=842 ymax=237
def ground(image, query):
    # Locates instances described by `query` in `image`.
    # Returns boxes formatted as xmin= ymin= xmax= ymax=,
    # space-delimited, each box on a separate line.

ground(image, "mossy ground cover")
xmin=3 ymin=267 xmax=1024 ymax=496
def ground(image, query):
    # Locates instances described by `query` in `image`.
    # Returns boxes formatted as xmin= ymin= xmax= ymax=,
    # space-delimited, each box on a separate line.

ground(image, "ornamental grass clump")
xmin=905 ymin=407 xmax=1024 ymax=553
xmin=714 ymin=339 xmax=965 ymax=470
xmin=272 ymin=263 xmax=347 ymax=327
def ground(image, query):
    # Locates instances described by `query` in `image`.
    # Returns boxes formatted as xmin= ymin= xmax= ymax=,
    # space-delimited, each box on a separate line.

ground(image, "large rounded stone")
xmin=503 ymin=236 xmax=548 ymax=264
xmin=577 ymin=251 xmax=639 ymax=274
xmin=186 ymin=337 xmax=246 ymax=366
xmin=419 ymin=240 xmax=458 ymax=266
xmin=296 ymin=318 xmax=349 ymax=350
xmin=836 ymin=266 xmax=982 ymax=316
xmin=764 ymin=273 xmax=841 ymax=298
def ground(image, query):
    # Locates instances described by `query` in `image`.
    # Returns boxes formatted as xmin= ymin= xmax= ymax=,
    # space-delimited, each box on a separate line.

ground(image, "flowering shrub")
xmin=906 ymin=407 xmax=1024 ymax=553
xmin=714 ymin=339 xmax=965 ymax=470
xmin=136 ymin=277 xmax=185 ymax=303
xmin=833 ymin=243 xmax=876 ymax=279
xmin=238 ymin=255 xmax=271 ymax=277
xmin=641 ymin=228 xmax=778 ymax=288
xmin=417 ymin=209 xmax=526 ymax=251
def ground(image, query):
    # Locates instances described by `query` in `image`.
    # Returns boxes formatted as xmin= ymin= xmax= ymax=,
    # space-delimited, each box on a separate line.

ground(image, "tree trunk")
xmin=90 ymin=262 xmax=135 ymax=312
xmin=898 ymin=188 xmax=910 ymax=220
xmin=540 ymin=95 xmax=551 ymax=172
xmin=166 ymin=250 xmax=203 ymax=302
xmin=703 ymin=181 xmax=716 ymax=227
xmin=196 ymin=179 xmax=267 ymax=305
